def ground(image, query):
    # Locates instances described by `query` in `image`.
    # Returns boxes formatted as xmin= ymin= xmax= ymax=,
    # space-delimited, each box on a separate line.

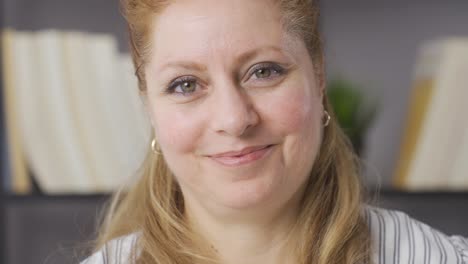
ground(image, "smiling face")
xmin=144 ymin=0 xmax=325 ymax=215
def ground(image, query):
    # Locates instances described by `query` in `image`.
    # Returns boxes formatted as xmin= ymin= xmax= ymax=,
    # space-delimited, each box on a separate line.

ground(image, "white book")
xmin=30 ymin=30 xmax=92 ymax=193
xmin=116 ymin=54 xmax=152 ymax=173
xmin=447 ymin=43 xmax=468 ymax=189
xmin=4 ymin=30 xmax=153 ymax=193
xmin=450 ymin=125 xmax=468 ymax=189
xmin=65 ymin=33 xmax=151 ymax=192
xmin=61 ymin=31 xmax=107 ymax=192
xmin=406 ymin=38 xmax=468 ymax=190
xmin=84 ymin=33 xmax=138 ymax=190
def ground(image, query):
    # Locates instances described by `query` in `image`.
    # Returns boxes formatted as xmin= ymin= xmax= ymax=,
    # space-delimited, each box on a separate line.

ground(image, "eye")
xmin=178 ymin=80 xmax=197 ymax=93
xmin=166 ymin=76 xmax=199 ymax=96
xmin=254 ymin=68 xmax=273 ymax=79
xmin=248 ymin=63 xmax=285 ymax=82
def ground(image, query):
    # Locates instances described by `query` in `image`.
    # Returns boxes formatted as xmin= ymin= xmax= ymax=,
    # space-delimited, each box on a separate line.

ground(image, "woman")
xmin=81 ymin=0 xmax=468 ymax=263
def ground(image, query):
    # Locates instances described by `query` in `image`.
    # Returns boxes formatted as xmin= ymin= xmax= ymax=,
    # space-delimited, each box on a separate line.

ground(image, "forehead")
xmin=150 ymin=0 xmax=290 ymax=63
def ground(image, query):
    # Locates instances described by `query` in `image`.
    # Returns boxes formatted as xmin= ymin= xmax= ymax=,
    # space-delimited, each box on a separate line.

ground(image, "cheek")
xmin=264 ymin=86 xmax=320 ymax=134
xmin=261 ymin=84 xmax=323 ymax=172
xmin=151 ymin=107 xmax=204 ymax=154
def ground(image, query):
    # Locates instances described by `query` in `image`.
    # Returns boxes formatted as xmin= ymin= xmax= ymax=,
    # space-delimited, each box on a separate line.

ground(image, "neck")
xmin=184 ymin=189 xmax=304 ymax=264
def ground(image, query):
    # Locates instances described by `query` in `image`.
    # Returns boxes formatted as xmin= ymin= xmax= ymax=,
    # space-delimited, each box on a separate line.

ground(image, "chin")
xmin=214 ymin=175 xmax=280 ymax=210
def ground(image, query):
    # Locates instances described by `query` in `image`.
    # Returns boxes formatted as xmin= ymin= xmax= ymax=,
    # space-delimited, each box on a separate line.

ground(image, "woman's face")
xmin=145 ymin=0 xmax=324 ymax=213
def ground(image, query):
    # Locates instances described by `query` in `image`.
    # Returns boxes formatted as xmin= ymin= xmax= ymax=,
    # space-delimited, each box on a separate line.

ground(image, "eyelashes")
xmin=164 ymin=62 xmax=287 ymax=96
xmin=249 ymin=62 xmax=285 ymax=81
xmin=166 ymin=76 xmax=199 ymax=96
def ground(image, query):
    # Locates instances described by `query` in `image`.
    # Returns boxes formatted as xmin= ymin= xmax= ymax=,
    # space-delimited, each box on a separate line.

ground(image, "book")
xmin=1 ymin=30 xmax=11 ymax=192
xmin=85 ymin=33 xmax=138 ymax=191
xmin=393 ymin=41 xmax=439 ymax=189
xmin=1 ymin=29 xmax=31 ymax=194
xmin=0 ymin=124 xmax=10 ymax=192
xmin=116 ymin=54 xmax=152 ymax=173
xmin=393 ymin=38 xmax=468 ymax=190
xmin=62 ymin=31 xmax=107 ymax=192
xmin=1 ymin=29 xmax=152 ymax=194
xmin=32 ymin=30 xmax=94 ymax=193
xmin=451 ymin=124 xmax=468 ymax=189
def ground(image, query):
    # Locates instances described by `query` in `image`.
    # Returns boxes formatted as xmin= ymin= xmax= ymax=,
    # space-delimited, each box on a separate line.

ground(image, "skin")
xmin=144 ymin=0 xmax=325 ymax=263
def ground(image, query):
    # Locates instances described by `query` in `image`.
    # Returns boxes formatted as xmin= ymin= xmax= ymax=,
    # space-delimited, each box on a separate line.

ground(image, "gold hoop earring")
xmin=151 ymin=138 xmax=162 ymax=155
xmin=324 ymin=110 xmax=331 ymax=127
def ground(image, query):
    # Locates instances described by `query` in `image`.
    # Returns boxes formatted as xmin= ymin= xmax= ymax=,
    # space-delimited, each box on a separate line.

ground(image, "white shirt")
xmin=81 ymin=206 xmax=468 ymax=263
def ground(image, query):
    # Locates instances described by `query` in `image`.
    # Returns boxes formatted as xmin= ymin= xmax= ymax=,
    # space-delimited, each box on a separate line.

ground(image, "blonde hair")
xmin=93 ymin=0 xmax=373 ymax=263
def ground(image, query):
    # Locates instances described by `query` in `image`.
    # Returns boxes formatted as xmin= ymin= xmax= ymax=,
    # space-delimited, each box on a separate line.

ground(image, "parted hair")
xmin=93 ymin=0 xmax=373 ymax=263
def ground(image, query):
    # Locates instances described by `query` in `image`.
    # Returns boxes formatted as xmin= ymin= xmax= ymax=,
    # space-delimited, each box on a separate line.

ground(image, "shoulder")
xmin=364 ymin=205 xmax=468 ymax=264
xmin=79 ymin=232 xmax=140 ymax=264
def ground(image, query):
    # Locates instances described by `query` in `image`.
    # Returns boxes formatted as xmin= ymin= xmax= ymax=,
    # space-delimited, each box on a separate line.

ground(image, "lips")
xmin=208 ymin=145 xmax=274 ymax=166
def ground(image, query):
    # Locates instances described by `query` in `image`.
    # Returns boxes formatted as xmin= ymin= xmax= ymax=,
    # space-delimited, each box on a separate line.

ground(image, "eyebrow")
xmin=159 ymin=45 xmax=285 ymax=72
xmin=160 ymin=61 xmax=208 ymax=72
xmin=236 ymin=45 xmax=284 ymax=66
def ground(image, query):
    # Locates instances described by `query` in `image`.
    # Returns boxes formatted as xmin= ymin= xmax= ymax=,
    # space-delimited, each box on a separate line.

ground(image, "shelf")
xmin=1 ymin=193 xmax=110 ymax=202
xmin=1 ymin=189 xmax=468 ymax=263
xmin=370 ymin=188 xmax=468 ymax=196
xmin=2 ymin=186 xmax=467 ymax=202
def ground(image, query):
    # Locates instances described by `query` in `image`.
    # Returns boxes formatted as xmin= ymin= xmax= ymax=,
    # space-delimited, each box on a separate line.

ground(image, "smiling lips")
xmin=209 ymin=145 xmax=274 ymax=166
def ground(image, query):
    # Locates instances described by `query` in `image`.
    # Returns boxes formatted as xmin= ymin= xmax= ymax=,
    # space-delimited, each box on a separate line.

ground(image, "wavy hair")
xmin=93 ymin=0 xmax=373 ymax=263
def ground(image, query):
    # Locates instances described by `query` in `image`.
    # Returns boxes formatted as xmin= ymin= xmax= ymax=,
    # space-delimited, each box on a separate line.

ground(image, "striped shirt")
xmin=81 ymin=206 xmax=468 ymax=263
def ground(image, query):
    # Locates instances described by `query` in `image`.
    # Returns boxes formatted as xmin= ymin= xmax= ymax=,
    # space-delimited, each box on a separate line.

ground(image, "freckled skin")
xmin=145 ymin=0 xmax=324 ymax=216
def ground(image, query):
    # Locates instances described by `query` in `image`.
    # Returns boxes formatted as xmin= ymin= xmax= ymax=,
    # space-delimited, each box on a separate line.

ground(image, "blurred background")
xmin=1 ymin=0 xmax=468 ymax=263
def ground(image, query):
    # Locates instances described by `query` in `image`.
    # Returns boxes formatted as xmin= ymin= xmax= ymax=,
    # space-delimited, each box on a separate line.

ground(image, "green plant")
xmin=327 ymin=78 xmax=378 ymax=155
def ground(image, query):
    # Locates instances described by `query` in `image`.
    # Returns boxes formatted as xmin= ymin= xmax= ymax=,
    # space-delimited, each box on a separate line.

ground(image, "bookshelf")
xmin=1 ymin=0 xmax=468 ymax=263
xmin=321 ymin=0 xmax=468 ymax=186
xmin=0 ymin=0 xmax=130 ymax=262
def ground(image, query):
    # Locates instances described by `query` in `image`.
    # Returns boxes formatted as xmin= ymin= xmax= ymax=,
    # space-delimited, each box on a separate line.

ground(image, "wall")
xmin=3 ymin=0 xmax=127 ymax=51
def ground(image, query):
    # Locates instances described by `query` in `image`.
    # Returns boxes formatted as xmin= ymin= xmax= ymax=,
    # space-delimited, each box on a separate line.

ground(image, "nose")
xmin=210 ymin=82 xmax=259 ymax=137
